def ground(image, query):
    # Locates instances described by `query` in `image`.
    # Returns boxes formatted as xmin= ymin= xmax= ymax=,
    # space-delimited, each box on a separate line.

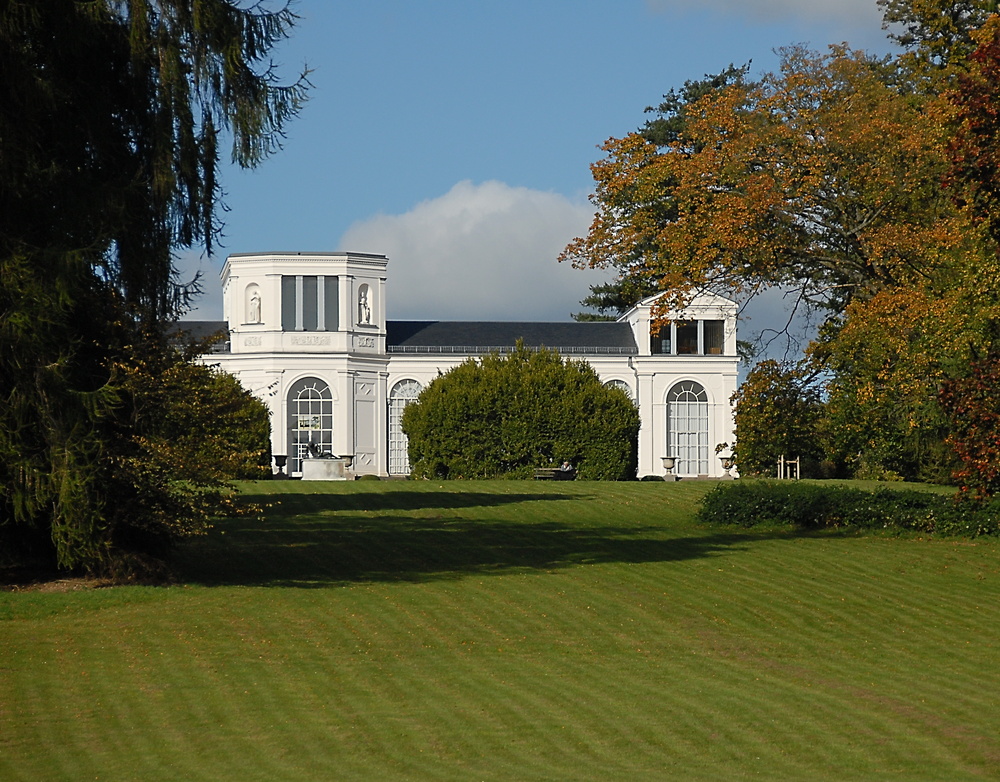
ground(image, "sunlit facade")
xmin=190 ymin=252 xmax=738 ymax=478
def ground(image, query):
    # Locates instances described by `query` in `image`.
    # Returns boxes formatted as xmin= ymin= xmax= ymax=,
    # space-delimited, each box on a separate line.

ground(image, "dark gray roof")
xmin=386 ymin=321 xmax=637 ymax=355
xmin=175 ymin=320 xmax=228 ymax=339
xmin=173 ymin=320 xmax=230 ymax=352
xmin=168 ymin=320 xmax=639 ymax=356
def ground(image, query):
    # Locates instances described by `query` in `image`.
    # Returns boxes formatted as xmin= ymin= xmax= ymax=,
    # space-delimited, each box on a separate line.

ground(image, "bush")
xmin=0 ymin=321 xmax=271 ymax=577
xmin=941 ymin=351 xmax=1000 ymax=501
xmin=402 ymin=344 xmax=639 ymax=480
xmin=697 ymin=481 xmax=1000 ymax=537
xmin=731 ymin=360 xmax=824 ymax=477
xmin=103 ymin=335 xmax=272 ymax=561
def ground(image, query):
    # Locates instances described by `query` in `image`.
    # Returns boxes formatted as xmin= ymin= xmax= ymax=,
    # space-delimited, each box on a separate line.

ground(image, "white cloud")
xmin=646 ymin=0 xmax=882 ymax=27
xmin=339 ymin=180 xmax=609 ymax=321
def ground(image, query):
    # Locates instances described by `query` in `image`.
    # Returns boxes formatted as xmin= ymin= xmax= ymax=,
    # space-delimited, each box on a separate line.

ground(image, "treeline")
xmin=564 ymin=1 xmax=1000 ymax=500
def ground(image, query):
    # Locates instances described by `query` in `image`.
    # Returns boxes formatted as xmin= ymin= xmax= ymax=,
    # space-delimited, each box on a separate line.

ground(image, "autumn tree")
xmin=561 ymin=19 xmax=1000 ymax=479
xmin=731 ymin=360 xmax=824 ymax=477
xmin=927 ymin=16 xmax=1000 ymax=494
xmin=0 ymin=1 xmax=307 ymax=574
xmin=562 ymin=45 xmax=972 ymax=320
xmin=812 ymin=287 xmax=992 ymax=481
xmin=949 ymin=16 xmax=1000 ymax=241
xmin=571 ymin=65 xmax=749 ymax=322
xmin=940 ymin=344 xmax=1000 ymax=501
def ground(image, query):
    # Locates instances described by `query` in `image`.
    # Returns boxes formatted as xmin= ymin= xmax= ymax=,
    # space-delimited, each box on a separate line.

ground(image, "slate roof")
xmin=171 ymin=320 xmax=640 ymax=356
xmin=386 ymin=321 xmax=637 ymax=355
xmin=173 ymin=320 xmax=230 ymax=352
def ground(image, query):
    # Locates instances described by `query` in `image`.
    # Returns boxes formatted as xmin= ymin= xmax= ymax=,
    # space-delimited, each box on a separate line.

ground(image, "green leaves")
xmin=403 ymin=345 xmax=639 ymax=480
xmin=732 ymin=360 xmax=824 ymax=477
xmin=0 ymin=1 xmax=300 ymax=575
xmin=566 ymin=7 xmax=1000 ymax=484
xmin=940 ymin=348 xmax=1000 ymax=501
xmin=699 ymin=480 xmax=1000 ymax=537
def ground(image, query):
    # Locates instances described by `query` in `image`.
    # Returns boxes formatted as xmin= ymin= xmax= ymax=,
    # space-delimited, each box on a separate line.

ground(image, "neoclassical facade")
xmin=189 ymin=251 xmax=738 ymax=478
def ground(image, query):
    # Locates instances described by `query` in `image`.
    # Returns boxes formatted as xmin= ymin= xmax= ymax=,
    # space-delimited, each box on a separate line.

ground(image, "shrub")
xmin=697 ymin=481 xmax=1000 ymax=537
xmin=940 ymin=351 xmax=1000 ymax=501
xmin=103 ymin=334 xmax=272 ymax=561
xmin=0 ymin=323 xmax=271 ymax=577
xmin=402 ymin=344 xmax=639 ymax=480
xmin=731 ymin=360 xmax=824 ymax=477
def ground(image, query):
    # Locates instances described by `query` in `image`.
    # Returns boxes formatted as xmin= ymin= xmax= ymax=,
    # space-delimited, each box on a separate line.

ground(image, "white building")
xmin=188 ymin=251 xmax=738 ymax=479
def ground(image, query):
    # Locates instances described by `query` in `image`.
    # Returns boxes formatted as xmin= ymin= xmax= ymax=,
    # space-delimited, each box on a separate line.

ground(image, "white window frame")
xmin=388 ymin=379 xmax=423 ymax=475
xmin=287 ymin=377 xmax=334 ymax=474
xmin=666 ymin=380 xmax=710 ymax=476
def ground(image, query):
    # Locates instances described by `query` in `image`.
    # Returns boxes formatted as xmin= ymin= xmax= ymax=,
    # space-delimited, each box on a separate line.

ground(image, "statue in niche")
xmin=358 ymin=286 xmax=371 ymax=325
xmin=248 ymin=289 xmax=261 ymax=323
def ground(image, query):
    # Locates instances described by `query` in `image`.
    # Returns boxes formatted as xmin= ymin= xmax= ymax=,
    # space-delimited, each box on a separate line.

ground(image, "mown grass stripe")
xmin=4 ymin=481 xmax=1000 ymax=780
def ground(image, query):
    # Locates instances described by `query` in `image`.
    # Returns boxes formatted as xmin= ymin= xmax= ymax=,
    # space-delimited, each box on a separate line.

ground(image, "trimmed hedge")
xmin=402 ymin=344 xmax=639 ymax=480
xmin=698 ymin=481 xmax=1000 ymax=537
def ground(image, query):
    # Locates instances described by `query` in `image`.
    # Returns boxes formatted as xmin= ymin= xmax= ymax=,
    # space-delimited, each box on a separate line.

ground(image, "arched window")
xmin=666 ymin=380 xmax=709 ymax=476
xmin=604 ymin=378 xmax=634 ymax=402
xmin=287 ymin=377 xmax=333 ymax=474
xmin=388 ymin=379 xmax=423 ymax=474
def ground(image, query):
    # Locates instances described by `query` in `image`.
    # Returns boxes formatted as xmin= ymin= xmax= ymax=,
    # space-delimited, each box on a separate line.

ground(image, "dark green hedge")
xmin=697 ymin=481 xmax=1000 ymax=537
xmin=402 ymin=345 xmax=639 ymax=480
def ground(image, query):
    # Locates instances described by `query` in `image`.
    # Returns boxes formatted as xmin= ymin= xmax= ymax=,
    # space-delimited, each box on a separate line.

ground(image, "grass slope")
xmin=2 ymin=480 xmax=999 ymax=781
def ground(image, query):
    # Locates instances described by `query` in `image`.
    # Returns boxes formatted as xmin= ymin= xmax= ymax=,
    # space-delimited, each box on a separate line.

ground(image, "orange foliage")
xmin=561 ymin=46 xmax=972 ymax=317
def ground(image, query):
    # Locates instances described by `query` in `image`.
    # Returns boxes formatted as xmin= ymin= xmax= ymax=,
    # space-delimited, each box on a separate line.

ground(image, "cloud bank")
xmin=339 ymin=180 xmax=609 ymax=321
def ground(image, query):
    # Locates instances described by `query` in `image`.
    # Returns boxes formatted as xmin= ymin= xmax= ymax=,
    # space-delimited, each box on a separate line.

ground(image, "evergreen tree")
xmin=570 ymin=66 xmax=749 ymax=322
xmin=0 ymin=1 xmax=307 ymax=574
xmin=879 ymin=0 xmax=999 ymax=70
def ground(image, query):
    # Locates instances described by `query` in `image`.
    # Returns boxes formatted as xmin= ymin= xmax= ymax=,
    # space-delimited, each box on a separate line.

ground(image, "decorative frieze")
xmin=290 ymin=334 xmax=331 ymax=346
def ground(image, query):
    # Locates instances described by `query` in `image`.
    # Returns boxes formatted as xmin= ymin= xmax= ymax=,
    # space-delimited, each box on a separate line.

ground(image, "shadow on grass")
xmin=175 ymin=489 xmax=803 ymax=587
xmin=257 ymin=490 xmax=575 ymax=515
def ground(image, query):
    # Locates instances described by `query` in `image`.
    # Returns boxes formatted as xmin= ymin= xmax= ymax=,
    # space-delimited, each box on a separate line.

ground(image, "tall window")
xmin=388 ymin=379 xmax=422 ymax=474
xmin=281 ymin=275 xmax=339 ymax=331
xmin=704 ymin=320 xmax=724 ymax=354
xmin=651 ymin=320 xmax=726 ymax=355
xmin=287 ymin=377 xmax=333 ymax=474
xmin=676 ymin=321 xmax=699 ymax=354
xmin=604 ymin=378 xmax=634 ymax=402
xmin=667 ymin=381 xmax=709 ymax=476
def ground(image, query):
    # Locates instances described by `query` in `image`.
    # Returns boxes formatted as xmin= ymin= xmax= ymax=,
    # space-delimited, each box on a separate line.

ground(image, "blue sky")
xmin=183 ymin=0 xmax=895 ymax=337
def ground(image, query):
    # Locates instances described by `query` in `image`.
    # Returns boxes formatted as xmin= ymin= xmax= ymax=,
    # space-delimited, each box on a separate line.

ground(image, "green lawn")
xmin=2 ymin=480 xmax=999 ymax=781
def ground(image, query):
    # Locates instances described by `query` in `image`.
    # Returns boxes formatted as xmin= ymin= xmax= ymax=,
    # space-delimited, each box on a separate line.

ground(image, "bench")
xmin=533 ymin=467 xmax=576 ymax=480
